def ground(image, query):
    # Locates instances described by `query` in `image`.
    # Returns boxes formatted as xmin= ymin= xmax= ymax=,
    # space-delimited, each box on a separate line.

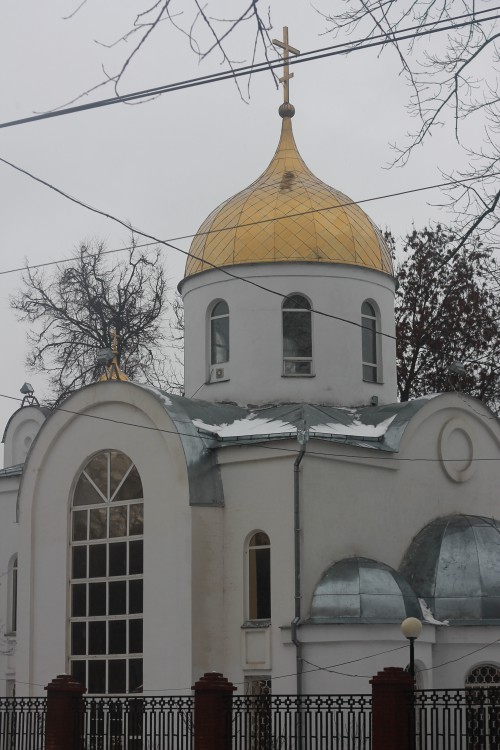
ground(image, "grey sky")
xmin=0 ymin=1 xmax=481 ymax=459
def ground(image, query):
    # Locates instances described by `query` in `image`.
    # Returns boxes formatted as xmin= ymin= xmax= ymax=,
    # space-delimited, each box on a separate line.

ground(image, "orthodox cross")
xmin=272 ymin=27 xmax=300 ymax=104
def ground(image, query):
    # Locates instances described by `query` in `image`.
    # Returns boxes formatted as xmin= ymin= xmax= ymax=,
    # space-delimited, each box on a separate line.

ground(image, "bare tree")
xmin=392 ymin=225 xmax=500 ymax=409
xmin=57 ymin=1 xmax=275 ymax=108
xmin=10 ymin=238 xmax=180 ymax=404
xmin=324 ymin=1 xmax=500 ymax=254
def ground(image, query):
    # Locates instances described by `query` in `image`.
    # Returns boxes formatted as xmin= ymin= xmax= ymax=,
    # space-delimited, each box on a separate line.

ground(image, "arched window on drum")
xmin=361 ymin=301 xmax=379 ymax=383
xmin=210 ymin=301 xmax=230 ymax=366
xmin=282 ymin=294 xmax=312 ymax=376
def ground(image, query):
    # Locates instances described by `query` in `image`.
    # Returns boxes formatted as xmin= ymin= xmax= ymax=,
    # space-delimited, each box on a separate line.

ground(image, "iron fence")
xmin=412 ymin=688 xmax=500 ymax=749
xmin=77 ymin=696 xmax=194 ymax=750
xmin=231 ymin=694 xmax=372 ymax=750
xmin=0 ymin=696 xmax=46 ymax=750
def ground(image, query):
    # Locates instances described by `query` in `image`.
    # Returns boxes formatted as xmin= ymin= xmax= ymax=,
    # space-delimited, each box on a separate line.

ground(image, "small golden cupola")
xmin=185 ymin=28 xmax=392 ymax=280
xmin=98 ymin=330 xmax=129 ymax=382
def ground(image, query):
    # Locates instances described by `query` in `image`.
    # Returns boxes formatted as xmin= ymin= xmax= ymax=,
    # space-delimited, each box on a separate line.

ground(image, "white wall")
xmin=182 ymin=262 xmax=397 ymax=407
xmin=15 ymin=382 xmax=193 ymax=695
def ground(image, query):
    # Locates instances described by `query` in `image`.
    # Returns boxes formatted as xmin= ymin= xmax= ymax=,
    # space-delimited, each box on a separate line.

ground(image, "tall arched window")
xmin=8 ymin=556 xmax=17 ymax=634
xmin=282 ymin=294 xmax=312 ymax=376
xmin=210 ymin=300 xmax=230 ymax=365
xmin=361 ymin=301 xmax=378 ymax=382
xmin=70 ymin=450 xmax=144 ymax=694
xmin=248 ymin=532 xmax=271 ymax=620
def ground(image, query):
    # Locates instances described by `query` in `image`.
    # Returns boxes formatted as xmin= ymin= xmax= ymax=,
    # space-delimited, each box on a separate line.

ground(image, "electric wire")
xmin=1 ymin=8 xmax=498 ymax=129
xmin=4 ymin=153 xmax=500 ymax=348
xmin=1 ymin=169 xmax=498 ymax=279
xmin=0 ymin=390 xmax=498 ymax=464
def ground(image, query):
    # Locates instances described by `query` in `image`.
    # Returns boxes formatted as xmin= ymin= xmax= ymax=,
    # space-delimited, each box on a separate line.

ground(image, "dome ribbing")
xmin=185 ymin=113 xmax=393 ymax=278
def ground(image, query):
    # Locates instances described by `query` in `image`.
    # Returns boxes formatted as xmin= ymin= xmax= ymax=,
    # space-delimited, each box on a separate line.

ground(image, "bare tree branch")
xmin=10 ymin=237 xmax=182 ymax=404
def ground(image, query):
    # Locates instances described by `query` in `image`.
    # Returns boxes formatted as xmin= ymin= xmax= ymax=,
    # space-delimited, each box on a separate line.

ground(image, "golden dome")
xmin=185 ymin=110 xmax=393 ymax=278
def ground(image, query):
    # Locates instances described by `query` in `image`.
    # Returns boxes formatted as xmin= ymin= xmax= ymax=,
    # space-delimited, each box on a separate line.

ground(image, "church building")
xmin=2 ymin=35 xmax=500 ymax=697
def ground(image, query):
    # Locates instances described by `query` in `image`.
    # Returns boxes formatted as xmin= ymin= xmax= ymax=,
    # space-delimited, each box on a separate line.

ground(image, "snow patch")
xmin=310 ymin=414 xmax=397 ymax=438
xmin=419 ymin=599 xmax=449 ymax=626
xmin=193 ymin=415 xmax=296 ymax=438
xmin=138 ymin=383 xmax=172 ymax=407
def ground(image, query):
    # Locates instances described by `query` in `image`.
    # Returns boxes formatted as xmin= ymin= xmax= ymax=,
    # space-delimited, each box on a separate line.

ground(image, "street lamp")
xmin=401 ymin=617 xmax=422 ymax=680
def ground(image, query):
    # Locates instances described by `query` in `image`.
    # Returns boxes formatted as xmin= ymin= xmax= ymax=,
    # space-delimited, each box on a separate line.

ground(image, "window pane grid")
xmin=70 ymin=451 xmax=143 ymax=695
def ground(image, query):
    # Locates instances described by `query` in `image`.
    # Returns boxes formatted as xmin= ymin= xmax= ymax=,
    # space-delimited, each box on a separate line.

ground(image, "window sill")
xmin=282 ymin=374 xmax=316 ymax=379
xmin=363 ymin=379 xmax=384 ymax=385
xmin=241 ymin=620 xmax=271 ymax=629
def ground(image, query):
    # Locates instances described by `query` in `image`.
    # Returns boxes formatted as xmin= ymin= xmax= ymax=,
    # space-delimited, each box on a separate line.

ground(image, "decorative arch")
xmin=246 ymin=531 xmax=271 ymax=621
xmin=282 ymin=294 xmax=312 ymax=376
xmin=70 ymin=450 xmax=144 ymax=694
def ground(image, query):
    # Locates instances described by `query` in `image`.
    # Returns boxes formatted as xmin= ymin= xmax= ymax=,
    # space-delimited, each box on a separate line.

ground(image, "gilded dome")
xmin=185 ymin=111 xmax=393 ymax=278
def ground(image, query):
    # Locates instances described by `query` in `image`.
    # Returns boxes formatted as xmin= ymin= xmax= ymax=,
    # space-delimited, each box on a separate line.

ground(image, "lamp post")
xmin=401 ymin=617 xmax=422 ymax=680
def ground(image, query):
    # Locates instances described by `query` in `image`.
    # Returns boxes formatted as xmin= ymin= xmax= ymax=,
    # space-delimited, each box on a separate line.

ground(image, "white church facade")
xmin=2 ymin=86 xmax=500 ymax=698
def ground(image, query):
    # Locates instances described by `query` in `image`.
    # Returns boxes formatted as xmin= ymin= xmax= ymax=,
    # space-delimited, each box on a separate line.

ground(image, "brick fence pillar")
xmin=192 ymin=672 xmax=236 ymax=750
xmin=44 ymin=674 xmax=86 ymax=750
xmin=370 ymin=667 xmax=413 ymax=750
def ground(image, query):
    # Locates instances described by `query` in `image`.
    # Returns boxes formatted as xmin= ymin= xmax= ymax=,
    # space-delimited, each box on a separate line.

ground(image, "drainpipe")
xmin=292 ymin=423 xmax=308 ymax=697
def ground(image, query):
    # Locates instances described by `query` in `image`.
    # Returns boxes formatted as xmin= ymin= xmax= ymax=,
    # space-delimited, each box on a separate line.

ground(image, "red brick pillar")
xmin=370 ymin=667 xmax=413 ymax=750
xmin=192 ymin=672 xmax=236 ymax=750
xmin=44 ymin=674 xmax=86 ymax=750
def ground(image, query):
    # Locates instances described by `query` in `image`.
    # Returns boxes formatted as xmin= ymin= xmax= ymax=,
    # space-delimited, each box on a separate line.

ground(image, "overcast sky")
xmin=0 ymin=1 xmax=481 ymax=462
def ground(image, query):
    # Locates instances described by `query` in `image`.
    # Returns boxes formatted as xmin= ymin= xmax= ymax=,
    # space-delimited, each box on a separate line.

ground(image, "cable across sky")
xmin=0 ymin=7 xmax=499 ymax=129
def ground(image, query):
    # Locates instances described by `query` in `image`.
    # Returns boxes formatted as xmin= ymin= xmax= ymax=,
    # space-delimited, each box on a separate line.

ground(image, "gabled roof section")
xmin=137 ymin=384 xmax=437 ymax=453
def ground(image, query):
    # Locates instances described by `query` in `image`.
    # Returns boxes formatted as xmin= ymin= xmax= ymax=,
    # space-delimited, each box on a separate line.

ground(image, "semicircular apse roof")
xmin=400 ymin=515 xmax=500 ymax=624
xmin=309 ymin=557 xmax=421 ymax=623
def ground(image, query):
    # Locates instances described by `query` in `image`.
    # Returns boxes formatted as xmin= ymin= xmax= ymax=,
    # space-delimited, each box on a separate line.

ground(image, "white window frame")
xmin=247 ymin=532 xmax=271 ymax=622
xmin=282 ymin=294 xmax=313 ymax=377
xmin=7 ymin=556 xmax=17 ymax=635
xmin=361 ymin=300 xmax=380 ymax=383
xmin=69 ymin=450 xmax=144 ymax=695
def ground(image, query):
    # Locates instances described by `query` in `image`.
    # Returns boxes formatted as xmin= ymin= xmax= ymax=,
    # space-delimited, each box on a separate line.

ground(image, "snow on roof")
xmin=137 ymin=383 xmax=173 ymax=407
xmin=310 ymin=414 xmax=397 ymax=438
xmin=193 ymin=415 xmax=296 ymax=439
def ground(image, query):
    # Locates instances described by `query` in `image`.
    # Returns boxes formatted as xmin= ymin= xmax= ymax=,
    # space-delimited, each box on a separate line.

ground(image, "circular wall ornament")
xmin=439 ymin=419 xmax=475 ymax=483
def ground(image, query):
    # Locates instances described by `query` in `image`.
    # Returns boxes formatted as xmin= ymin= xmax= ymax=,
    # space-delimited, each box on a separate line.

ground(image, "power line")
xmin=1 ymin=9 xmax=499 ymax=130
xmin=4 ymin=153 xmax=500 ymax=347
xmin=0 ymin=390 xmax=498 ymax=463
xmin=1 ymin=169 xmax=498 ymax=279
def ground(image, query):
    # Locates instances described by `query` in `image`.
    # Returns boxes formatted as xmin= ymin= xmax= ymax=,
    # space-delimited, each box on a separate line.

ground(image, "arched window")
xmin=248 ymin=532 xmax=271 ymax=620
xmin=210 ymin=301 xmax=229 ymax=365
xmin=466 ymin=665 xmax=500 ymax=748
xmin=8 ymin=556 xmax=17 ymax=634
xmin=282 ymin=295 xmax=312 ymax=376
xmin=361 ymin=301 xmax=378 ymax=382
xmin=70 ymin=450 xmax=144 ymax=694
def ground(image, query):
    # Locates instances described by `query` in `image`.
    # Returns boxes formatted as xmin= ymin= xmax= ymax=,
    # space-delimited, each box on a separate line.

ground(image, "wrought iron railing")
xmin=0 ymin=696 xmax=46 ymax=750
xmin=411 ymin=688 xmax=500 ymax=749
xmin=77 ymin=695 xmax=194 ymax=750
xmin=231 ymin=694 xmax=372 ymax=750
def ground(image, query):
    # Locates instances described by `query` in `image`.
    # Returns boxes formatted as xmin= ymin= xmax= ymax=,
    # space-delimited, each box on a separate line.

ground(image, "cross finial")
xmin=272 ymin=27 xmax=300 ymax=105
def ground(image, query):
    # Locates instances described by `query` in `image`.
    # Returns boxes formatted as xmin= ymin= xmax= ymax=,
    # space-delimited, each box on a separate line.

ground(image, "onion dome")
xmin=310 ymin=557 xmax=420 ymax=623
xmin=185 ymin=108 xmax=393 ymax=278
xmin=400 ymin=515 xmax=500 ymax=624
